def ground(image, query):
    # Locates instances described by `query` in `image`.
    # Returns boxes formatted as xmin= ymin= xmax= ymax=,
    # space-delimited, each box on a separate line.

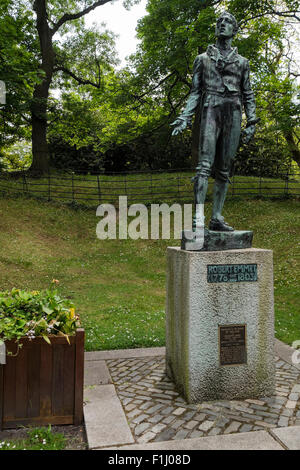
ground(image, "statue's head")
xmin=215 ymin=12 xmax=238 ymax=39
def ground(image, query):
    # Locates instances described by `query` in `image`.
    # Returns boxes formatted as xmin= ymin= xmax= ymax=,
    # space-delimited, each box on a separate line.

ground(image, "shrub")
xmin=0 ymin=285 xmax=80 ymax=347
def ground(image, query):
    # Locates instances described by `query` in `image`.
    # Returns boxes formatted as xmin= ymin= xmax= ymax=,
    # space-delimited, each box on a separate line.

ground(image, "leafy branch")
xmin=51 ymin=0 xmax=114 ymax=36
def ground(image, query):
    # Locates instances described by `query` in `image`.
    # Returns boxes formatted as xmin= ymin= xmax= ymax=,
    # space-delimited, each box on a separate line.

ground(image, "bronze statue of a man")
xmin=171 ymin=11 xmax=259 ymax=231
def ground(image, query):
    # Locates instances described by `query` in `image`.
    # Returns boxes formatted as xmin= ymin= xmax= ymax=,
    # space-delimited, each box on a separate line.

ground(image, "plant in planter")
xmin=0 ymin=286 xmax=79 ymax=346
xmin=0 ymin=285 xmax=84 ymax=430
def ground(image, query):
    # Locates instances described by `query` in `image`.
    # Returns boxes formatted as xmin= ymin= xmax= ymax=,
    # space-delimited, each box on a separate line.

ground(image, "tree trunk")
xmin=30 ymin=0 xmax=55 ymax=174
xmin=283 ymin=130 xmax=300 ymax=169
xmin=30 ymin=84 xmax=51 ymax=173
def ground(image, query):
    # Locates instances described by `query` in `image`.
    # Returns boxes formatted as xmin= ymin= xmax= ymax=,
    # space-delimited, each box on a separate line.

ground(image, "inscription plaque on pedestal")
xmin=219 ymin=324 xmax=247 ymax=366
xmin=207 ymin=264 xmax=258 ymax=283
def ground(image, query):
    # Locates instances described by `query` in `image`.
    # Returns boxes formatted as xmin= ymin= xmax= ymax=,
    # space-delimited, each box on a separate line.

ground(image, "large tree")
xmin=29 ymin=0 xmax=127 ymax=173
xmin=1 ymin=0 xmax=123 ymax=172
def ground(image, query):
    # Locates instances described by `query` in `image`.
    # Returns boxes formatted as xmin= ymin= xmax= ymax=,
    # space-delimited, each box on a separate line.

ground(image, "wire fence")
xmin=0 ymin=165 xmax=299 ymax=207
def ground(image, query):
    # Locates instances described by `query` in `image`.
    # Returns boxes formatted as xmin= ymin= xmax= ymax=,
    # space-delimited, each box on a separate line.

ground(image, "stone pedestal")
xmin=166 ymin=247 xmax=275 ymax=403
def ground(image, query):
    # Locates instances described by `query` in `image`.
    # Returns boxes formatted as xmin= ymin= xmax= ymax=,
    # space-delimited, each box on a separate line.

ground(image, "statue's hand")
xmin=170 ymin=118 xmax=188 ymax=136
xmin=241 ymin=124 xmax=256 ymax=145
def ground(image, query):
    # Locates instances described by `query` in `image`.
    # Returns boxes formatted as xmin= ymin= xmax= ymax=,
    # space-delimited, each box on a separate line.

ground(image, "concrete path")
xmin=83 ymin=341 xmax=300 ymax=450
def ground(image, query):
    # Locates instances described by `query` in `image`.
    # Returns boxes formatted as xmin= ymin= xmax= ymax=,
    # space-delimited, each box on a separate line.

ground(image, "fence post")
xmin=72 ymin=173 xmax=75 ymax=203
xmin=22 ymin=172 xmax=25 ymax=194
xmin=284 ymin=167 xmax=289 ymax=196
xmin=124 ymin=174 xmax=127 ymax=202
xmin=177 ymin=174 xmax=181 ymax=200
xmin=150 ymin=173 xmax=153 ymax=200
xmin=48 ymin=172 xmax=51 ymax=201
xmin=23 ymin=172 xmax=28 ymax=194
xmin=97 ymin=175 xmax=101 ymax=204
xmin=259 ymin=169 xmax=262 ymax=197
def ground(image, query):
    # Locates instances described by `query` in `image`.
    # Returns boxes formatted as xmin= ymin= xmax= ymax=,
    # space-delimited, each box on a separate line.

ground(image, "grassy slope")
xmin=0 ymin=194 xmax=299 ymax=350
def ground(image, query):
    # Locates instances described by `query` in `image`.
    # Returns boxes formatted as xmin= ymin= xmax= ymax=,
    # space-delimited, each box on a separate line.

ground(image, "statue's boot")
xmin=209 ymin=180 xmax=234 ymax=231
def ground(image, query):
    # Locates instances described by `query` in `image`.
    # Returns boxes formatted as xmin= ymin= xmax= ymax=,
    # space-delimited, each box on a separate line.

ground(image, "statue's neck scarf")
xmin=207 ymin=45 xmax=238 ymax=73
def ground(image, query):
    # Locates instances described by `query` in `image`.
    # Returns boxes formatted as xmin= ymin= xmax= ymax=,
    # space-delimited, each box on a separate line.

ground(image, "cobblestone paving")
xmin=106 ymin=356 xmax=300 ymax=444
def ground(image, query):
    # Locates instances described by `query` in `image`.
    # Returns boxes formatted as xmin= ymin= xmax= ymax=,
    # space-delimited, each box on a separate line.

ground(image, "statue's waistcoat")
xmin=179 ymin=44 xmax=256 ymax=127
xmin=198 ymin=45 xmax=246 ymax=95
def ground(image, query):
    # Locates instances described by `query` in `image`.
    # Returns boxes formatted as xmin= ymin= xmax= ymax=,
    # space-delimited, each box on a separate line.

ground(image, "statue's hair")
xmin=217 ymin=11 xmax=239 ymax=35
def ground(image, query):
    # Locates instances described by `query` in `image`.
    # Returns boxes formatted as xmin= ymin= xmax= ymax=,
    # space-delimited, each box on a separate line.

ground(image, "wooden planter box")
xmin=0 ymin=329 xmax=84 ymax=430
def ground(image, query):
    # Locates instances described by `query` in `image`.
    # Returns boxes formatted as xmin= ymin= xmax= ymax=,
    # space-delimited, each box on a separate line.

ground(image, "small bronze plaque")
xmin=219 ymin=325 xmax=247 ymax=366
xmin=207 ymin=264 xmax=258 ymax=283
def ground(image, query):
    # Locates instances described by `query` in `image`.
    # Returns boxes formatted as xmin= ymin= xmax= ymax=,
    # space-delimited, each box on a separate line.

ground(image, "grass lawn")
xmin=0 ymin=426 xmax=66 ymax=450
xmin=0 ymin=194 xmax=299 ymax=349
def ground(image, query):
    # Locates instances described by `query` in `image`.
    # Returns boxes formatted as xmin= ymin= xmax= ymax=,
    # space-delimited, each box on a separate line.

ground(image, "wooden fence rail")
xmin=0 ymin=167 xmax=299 ymax=207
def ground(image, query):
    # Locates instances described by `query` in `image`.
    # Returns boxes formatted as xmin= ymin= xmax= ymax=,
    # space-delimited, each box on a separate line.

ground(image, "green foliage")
xmin=49 ymin=114 xmax=192 ymax=172
xmin=0 ymin=141 xmax=32 ymax=171
xmin=0 ymin=0 xmax=121 ymax=170
xmin=1 ymin=0 xmax=299 ymax=172
xmin=48 ymin=92 xmax=107 ymax=151
xmin=52 ymin=0 xmax=295 ymax=174
xmin=123 ymin=0 xmax=300 ymax=171
xmin=0 ymin=426 xmax=67 ymax=451
xmin=55 ymin=25 xmax=119 ymax=91
xmin=0 ymin=1 xmax=39 ymax=149
xmin=128 ymin=0 xmax=216 ymax=118
xmin=49 ymin=136 xmax=104 ymax=173
xmin=235 ymin=132 xmax=292 ymax=177
xmin=0 ymin=286 xmax=80 ymax=345
xmin=47 ymin=1 xmax=217 ymax=167
xmin=100 ymin=125 xmax=193 ymax=171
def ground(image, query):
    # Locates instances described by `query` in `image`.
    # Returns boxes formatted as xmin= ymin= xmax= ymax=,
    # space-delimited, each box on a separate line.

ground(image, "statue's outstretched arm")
xmin=171 ymin=56 xmax=202 ymax=135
